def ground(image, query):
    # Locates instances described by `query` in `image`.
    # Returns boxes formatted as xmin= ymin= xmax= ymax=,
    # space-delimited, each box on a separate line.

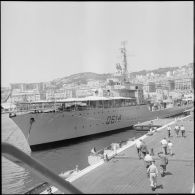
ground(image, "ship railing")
xmin=2 ymin=142 xmax=83 ymax=194
xmin=14 ymin=101 xmax=144 ymax=114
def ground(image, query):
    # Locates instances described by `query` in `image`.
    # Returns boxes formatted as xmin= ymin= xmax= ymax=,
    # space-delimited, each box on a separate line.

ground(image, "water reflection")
xmin=2 ymin=157 xmax=30 ymax=194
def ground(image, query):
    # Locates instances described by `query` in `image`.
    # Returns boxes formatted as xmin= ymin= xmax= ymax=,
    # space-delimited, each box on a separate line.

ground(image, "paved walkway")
xmin=69 ymin=115 xmax=194 ymax=193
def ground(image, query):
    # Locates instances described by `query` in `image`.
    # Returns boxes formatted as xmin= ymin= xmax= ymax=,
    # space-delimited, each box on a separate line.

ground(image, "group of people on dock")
xmin=167 ymin=124 xmax=186 ymax=138
xmin=135 ymin=120 xmax=187 ymax=191
xmin=89 ymin=118 xmax=188 ymax=191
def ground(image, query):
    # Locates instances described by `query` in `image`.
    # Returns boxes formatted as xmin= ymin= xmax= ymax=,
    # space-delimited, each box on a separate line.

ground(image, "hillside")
xmin=2 ymin=63 xmax=193 ymax=92
xmin=50 ymin=64 xmax=190 ymax=87
xmin=130 ymin=63 xmax=193 ymax=77
xmin=50 ymin=72 xmax=112 ymax=88
xmin=130 ymin=67 xmax=177 ymax=77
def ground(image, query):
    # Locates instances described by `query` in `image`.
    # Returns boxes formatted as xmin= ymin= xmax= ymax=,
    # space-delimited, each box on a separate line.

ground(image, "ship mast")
xmin=120 ymin=41 xmax=129 ymax=82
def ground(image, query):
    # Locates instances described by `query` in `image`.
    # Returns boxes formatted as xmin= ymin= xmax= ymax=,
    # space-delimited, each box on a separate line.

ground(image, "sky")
xmin=1 ymin=1 xmax=193 ymax=87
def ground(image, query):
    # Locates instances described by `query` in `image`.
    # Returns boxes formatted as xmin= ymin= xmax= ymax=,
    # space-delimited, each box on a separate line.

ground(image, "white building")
xmin=166 ymin=71 xmax=172 ymax=77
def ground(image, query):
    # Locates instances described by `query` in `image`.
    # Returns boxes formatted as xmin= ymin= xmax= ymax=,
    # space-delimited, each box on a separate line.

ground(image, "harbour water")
xmin=2 ymin=113 xmax=146 ymax=194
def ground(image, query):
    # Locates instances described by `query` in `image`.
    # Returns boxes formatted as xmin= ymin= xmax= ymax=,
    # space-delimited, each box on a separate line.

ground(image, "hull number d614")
xmin=106 ymin=115 xmax=122 ymax=124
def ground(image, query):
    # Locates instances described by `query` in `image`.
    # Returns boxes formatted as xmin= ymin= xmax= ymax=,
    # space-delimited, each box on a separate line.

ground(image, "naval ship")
xmin=9 ymin=42 xmax=193 ymax=150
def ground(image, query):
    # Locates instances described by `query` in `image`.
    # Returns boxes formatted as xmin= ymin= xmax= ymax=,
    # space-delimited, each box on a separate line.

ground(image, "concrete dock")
xmin=51 ymin=114 xmax=194 ymax=194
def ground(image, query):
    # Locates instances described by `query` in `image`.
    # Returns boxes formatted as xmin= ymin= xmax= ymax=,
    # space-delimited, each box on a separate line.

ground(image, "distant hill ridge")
xmin=52 ymin=72 xmax=112 ymax=87
xmin=2 ymin=64 xmax=192 ymax=102
xmin=1 ymin=63 xmax=193 ymax=90
xmin=51 ymin=63 xmax=193 ymax=86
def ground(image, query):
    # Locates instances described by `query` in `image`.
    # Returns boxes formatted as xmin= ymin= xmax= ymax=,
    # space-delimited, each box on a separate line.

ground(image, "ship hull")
xmin=11 ymin=104 xmax=192 ymax=150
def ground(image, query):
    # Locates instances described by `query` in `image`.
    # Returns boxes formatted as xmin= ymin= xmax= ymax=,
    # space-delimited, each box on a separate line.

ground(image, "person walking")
xmin=140 ymin=141 xmax=149 ymax=158
xmin=147 ymin=160 xmax=158 ymax=191
xmin=103 ymin=150 xmax=109 ymax=162
xmin=158 ymin=152 xmax=168 ymax=177
xmin=150 ymin=148 xmax=155 ymax=157
xmin=167 ymin=140 xmax=173 ymax=156
xmin=160 ymin=137 xmax=168 ymax=155
xmin=180 ymin=124 xmax=186 ymax=137
xmin=174 ymin=124 xmax=180 ymax=137
xmin=135 ymin=139 xmax=143 ymax=159
xmin=167 ymin=125 xmax=171 ymax=138
xmin=144 ymin=152 xmax=153 ymax=177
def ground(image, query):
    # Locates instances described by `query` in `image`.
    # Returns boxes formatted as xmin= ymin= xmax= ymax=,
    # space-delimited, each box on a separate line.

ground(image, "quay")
xmin=46 ymin=114 xmax=194 ymax=194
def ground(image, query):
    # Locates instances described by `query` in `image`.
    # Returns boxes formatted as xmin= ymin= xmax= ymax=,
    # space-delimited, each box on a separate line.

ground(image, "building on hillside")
xmin=10 ymin=82 xmax=47 ymax=93
xmin=166 ymin=71 xmax=172 ymax=77
xmin=175 ymin=78 xmax=194 ymax=91
xmin=87 ymin=80 xmax=102 ymax=88
xmin=166 ymin=80 xmax=175 ymax=91
xmin=155 ymin=80 xmax=175 ymax=92
xmin=76 ymin=88 xmax=94 ymax=98
xmin=11 ymin=92 xmax=42 ymax=103
xmin=155 ymin=81 xmax=164 ymax=91
xmin=143 ymin=82 xmax=156 ymax=93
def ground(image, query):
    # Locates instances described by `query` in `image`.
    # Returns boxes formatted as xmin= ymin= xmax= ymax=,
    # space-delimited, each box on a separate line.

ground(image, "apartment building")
xmin=175 ymin=78 xmax=194 ymax=91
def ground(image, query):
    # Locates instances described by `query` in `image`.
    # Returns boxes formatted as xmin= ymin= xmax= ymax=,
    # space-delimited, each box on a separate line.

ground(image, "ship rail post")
xmin=2 ymin=142 xmax=83 ymax=194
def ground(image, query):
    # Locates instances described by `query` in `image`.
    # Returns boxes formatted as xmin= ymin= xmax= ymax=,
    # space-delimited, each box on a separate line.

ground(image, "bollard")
xmin=75 ymin=165 xmax=79 ymax=172
xmin=103 ymin=153 xmax=109 ymax=162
